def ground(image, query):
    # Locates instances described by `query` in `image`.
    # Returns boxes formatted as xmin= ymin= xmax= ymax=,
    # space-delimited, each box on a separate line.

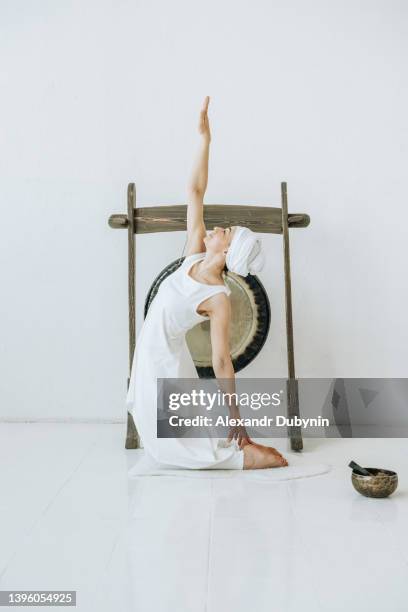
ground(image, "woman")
xmin=126 ymin=96 xmax=288 ymax=470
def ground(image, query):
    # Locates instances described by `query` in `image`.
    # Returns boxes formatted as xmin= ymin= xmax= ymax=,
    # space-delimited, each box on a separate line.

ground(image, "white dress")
xmin=125 ymin=252 xmax=244 ymax=470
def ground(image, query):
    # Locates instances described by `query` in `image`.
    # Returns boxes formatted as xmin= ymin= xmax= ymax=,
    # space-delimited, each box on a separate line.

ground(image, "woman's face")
xmin=204 ymin=226 xmax=237 ymax=253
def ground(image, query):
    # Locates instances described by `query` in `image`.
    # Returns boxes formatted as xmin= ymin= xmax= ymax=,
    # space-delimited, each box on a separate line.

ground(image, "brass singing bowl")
xmin=144 ymin=257 xmax=270 ymax=377
xmin=351 ymin=468 xmax=398 ymax=498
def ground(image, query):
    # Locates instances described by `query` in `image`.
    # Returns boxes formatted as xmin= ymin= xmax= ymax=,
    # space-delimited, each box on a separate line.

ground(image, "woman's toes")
xmin=273 ymin=452 xmax=288 ymax=467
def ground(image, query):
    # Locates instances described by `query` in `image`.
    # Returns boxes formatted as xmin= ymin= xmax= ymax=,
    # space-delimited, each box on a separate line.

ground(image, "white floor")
xmin=0 ymin=424 xmax=407 ymax=612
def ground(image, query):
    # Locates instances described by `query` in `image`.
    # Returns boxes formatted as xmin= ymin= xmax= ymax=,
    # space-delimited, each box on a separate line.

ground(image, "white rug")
xmin=127 ymin=451 xmax=332 ymax=482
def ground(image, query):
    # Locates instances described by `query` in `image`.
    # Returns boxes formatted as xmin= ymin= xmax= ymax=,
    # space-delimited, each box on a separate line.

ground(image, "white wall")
xmin=1 ymin=0 xmax=407 ymax=421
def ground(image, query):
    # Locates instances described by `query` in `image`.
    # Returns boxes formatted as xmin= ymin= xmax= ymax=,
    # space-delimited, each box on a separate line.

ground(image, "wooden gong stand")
xmin=108 ymin=182 xmax=310 ymax=452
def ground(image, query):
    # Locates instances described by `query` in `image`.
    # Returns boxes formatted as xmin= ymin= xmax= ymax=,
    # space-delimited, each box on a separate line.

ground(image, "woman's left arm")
xmin=208 ymin=294 xmax=251 ymax=448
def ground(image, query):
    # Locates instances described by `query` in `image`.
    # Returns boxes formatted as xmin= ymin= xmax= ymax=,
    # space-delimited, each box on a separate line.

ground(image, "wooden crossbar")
xmin=109 ymin=203 xmax=310 ymax=235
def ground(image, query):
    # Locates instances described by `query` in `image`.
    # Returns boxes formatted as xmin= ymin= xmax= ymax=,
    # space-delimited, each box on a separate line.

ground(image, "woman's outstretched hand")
xmin=198 ymin=96 xmax=211 ymax=141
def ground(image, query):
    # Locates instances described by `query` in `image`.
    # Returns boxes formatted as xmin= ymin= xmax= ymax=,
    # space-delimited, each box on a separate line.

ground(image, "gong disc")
xmin=144 ymin=257 xmax=270 ymax=377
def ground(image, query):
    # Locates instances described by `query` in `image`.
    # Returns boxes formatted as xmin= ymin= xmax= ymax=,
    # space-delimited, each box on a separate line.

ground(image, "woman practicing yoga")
xmin=126 ymin=96 xmax=288 ymax=470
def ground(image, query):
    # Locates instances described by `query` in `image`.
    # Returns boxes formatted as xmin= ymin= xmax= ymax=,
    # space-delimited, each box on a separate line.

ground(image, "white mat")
xmin=128 ymin=451 xmax=332 ymax=482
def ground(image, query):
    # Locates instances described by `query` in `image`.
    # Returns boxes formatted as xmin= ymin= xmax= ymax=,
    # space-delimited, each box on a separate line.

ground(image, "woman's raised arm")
xmin=185 ymin=96 xmax=211 ymax=256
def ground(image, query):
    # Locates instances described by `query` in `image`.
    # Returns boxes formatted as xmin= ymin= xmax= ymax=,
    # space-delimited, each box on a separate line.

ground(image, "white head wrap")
xmin=225 ymin=226 xmax=265 ymax=277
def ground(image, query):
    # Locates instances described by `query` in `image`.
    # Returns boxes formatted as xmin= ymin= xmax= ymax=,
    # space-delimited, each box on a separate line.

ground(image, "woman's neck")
xmin=196 ymin=252 xmax=225 ymax=282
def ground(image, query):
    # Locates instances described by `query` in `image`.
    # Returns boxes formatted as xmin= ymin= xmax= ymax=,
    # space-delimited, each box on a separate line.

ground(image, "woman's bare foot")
xmin=243 ymin=443 xmax=289 ymax=469
xmin=254 ymin=443 xmax=284 ymax=458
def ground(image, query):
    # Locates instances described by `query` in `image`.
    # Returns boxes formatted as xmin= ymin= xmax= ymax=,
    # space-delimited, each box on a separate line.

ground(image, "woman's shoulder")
xmin=204 ymin=289 xmax=232 ymax=321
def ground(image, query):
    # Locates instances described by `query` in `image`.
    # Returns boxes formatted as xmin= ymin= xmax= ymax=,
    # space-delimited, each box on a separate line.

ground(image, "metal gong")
xmin=144 ymin=257 xmax=270 ymax=378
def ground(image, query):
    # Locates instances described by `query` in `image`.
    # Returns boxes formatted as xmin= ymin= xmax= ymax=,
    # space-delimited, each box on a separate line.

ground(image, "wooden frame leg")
xmin=281 ymin=182 xmax=303 ymax=451
xmin=125 ymin=183 xmax=140 ymax=449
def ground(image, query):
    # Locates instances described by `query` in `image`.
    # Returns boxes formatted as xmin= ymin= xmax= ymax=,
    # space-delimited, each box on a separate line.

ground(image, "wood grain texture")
xmin=109 ymin=204 xmax=310 ymax=234
xmin=126 ymin=183 xmax=140 ymax=450
xmin=281 ymin=182 xmax=303 ymax=452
